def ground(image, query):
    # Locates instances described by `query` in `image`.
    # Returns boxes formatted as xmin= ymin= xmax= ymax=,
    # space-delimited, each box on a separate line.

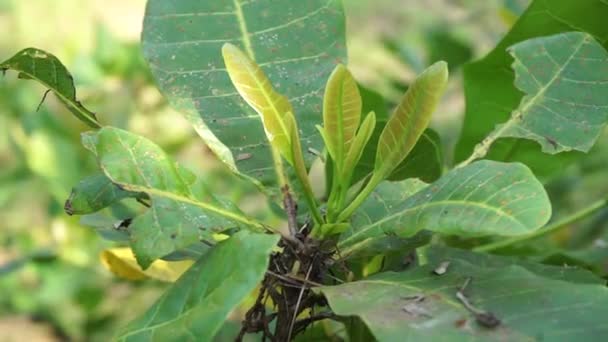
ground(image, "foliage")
xmin=3 ymin=0 xmax=608 ymax=341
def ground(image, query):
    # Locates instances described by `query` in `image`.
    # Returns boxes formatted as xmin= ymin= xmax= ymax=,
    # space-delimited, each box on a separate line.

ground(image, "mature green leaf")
xmin=222 ymin=43 xmax=294 ymax=162
xmin=373 ymin=61 xmax=448 ymax=182
xmin=0 ymin=48 xmax=101 ymax=128
xmin=321 ymin=251 xmax=608 ymax=341
xmin=117 ymin=231 xmax=279 ymax=341
xmin=479 ymin=32 xmax=608 ymax=156
xmin=427 ymin=247 xmax=604 ymax=285
xmin=321 ymin=64 xmax=362 ymax=167
xmin=142 ymin=0 xmax=346 ymax=184
xmin=96 ymin=127 xmax=262 ymax=268
xmin=339 ymin=178 xmax=427 ymax=257
xmin=340 ymin=161 xmax=551 ymax=251
xmin=455 ymin=0 xmax=608 ymax=178
xmin=64 ymin=173 xmax=140 ymax=215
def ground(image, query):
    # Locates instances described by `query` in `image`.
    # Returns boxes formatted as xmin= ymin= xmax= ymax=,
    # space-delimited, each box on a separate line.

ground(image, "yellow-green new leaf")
xmin=285 ymin=112 xmax=323 ymax=223
xmin=343 ymin=111 xmax=376 ymax=180
xmin=322 ymin=64 xmax=362 ymax=167
xmin=222 ymin=43 xmax=294 ymax=163
xmin=374 ymin=61 xmax=448 ymax=181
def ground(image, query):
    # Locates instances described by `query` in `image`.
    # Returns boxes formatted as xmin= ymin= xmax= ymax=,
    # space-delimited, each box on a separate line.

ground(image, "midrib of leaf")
xmin=458 ymin=34 xmax=588 ymax=167
xmin=233 ymin=0 xmax=255 ymax=60
xmin=107 ymin=135 xmax=263 ymax=230
xmin=339 ymin=200 xmax=526 ymax=248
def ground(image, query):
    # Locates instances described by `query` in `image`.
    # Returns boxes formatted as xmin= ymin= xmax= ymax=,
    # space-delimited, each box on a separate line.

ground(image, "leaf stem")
xmin=336 ymin=174 xmax=379 ymax=222
xmin=474 ymin=197 xmax=608 ymax=252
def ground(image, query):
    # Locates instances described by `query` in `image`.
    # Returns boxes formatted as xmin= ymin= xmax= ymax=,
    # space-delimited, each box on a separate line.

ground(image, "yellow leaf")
xmin=100 ymin=248 xmax=193 ymax=282
xmin=222 ymin=43 xmax=294 ymax=163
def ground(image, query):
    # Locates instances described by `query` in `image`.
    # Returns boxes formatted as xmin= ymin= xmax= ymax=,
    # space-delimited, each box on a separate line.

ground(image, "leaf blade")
xmin=117 ymin=231 xmax=279 ymax=341
xmin=321 ymin=249 xmax=608 ymax=341
xmin=373 ymin=61 xmax=448 ymax=181
xmin=222 ymin=43 xmax=294 ymax=162
xmin=95 ymin=127 xmax=262 ymax=268
xmin=340 ymin=161 xmax=551 ymax=251
xmin=322 ymin=64 xmax=362 ymax=168
xmin=142 ymin=0 xmax=347 ymax=185
xmin=1 ymin=48 xmax=101 ymax=128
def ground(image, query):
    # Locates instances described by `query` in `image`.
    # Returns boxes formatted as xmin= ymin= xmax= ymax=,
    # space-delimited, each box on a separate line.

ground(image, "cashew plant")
xmin=4 ymin=0 xmax=608 ymax=341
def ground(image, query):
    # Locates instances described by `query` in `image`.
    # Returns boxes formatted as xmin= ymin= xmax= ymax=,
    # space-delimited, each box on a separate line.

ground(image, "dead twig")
xmin=456 ymin=277 xmax=501 ymax=329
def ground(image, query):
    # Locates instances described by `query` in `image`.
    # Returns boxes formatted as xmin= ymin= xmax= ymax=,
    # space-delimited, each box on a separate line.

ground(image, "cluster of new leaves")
xmin=3 ymin=0 xmax=608 ymax=340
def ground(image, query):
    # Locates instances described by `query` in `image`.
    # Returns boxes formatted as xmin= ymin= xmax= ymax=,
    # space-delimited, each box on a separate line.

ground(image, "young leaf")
xmin=284 ymin=112 xmax=323 ymax=223
xmin=321 ymin=249 xmax=608 ymax=341
xmin=339 ymin=161 xmax=551 ymax=251
xmin=96 ymin=127 xmax=264 ymax=268
xmin=337 ymin=63 xmax=448 ymax=220
xmin=373 ymin=61 xmax=448 ymax=181
xmin=142 ymin=0 xmax=346 ymax=185
xmin=1 ymin=48 xmax=101 ymax=128
xmin=353 ymin=87 xmax=443 ymax=184
xmin=116 ymin=231 xmax=279 ymax=341
xmin=342 ymin=111 xmax=376 ymax=180
xmin=322 ymin=64 xmax=362 ymax=168
xmin=222 ymin=43 xmax=295 ymax=164
xmin=64 ymin=173 xmax=141 ymax=215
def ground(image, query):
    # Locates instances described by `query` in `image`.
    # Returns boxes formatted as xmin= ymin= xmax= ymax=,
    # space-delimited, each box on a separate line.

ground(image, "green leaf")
xmin=427 ymin=247 xmax=605 ymax=285
xmin=117 ymin=231 xmax=279 ymax=341
xmin=64 ymin=173 xmax=140 ymax=215
xmin=95 ymin=127 xmax=264 ymax=268
xmin=338 ymin=178 xmax=428 ymax=256
xmin=142 ymin=0 xmax=346 ymax=185
xmin=0 ymin=48 xmax=101 ymax=128
xmin=340 ymin=161 xmax=551 ymax=251
xmin=321 ymin=64 xmax=362 ymax=168
xmin=321 ymin=250 xmax=608 ymax=341
xmin=455 ymin=0 xmax=608 ymax=178
xmin=502 ymin=32 xmax=608 ymax=153
xmin=222 ymin=43 xmax=294 ymax=163
xmin=373 ymin=61 xmax=448 ymax=182
xmin=461 ymin=32 xmax=608 ymax=167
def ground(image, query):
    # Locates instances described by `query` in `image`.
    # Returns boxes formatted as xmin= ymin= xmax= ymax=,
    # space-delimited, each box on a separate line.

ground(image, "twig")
xmin=293 ymin=312 xmax=336 ymax=335
xmin=36 ymin=89 xmax=52 ymax=112
xmin=282 ymin=185 xmax=299 ymax=237
xmin=287 ymin=264 xmax=313 ymax=341
xmin=456 ymin=277 xmax=501 ymax=328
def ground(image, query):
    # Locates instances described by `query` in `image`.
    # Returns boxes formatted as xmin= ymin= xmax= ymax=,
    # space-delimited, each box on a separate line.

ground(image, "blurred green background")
xmin=4 ymin=0 xmax=608 ymax=341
